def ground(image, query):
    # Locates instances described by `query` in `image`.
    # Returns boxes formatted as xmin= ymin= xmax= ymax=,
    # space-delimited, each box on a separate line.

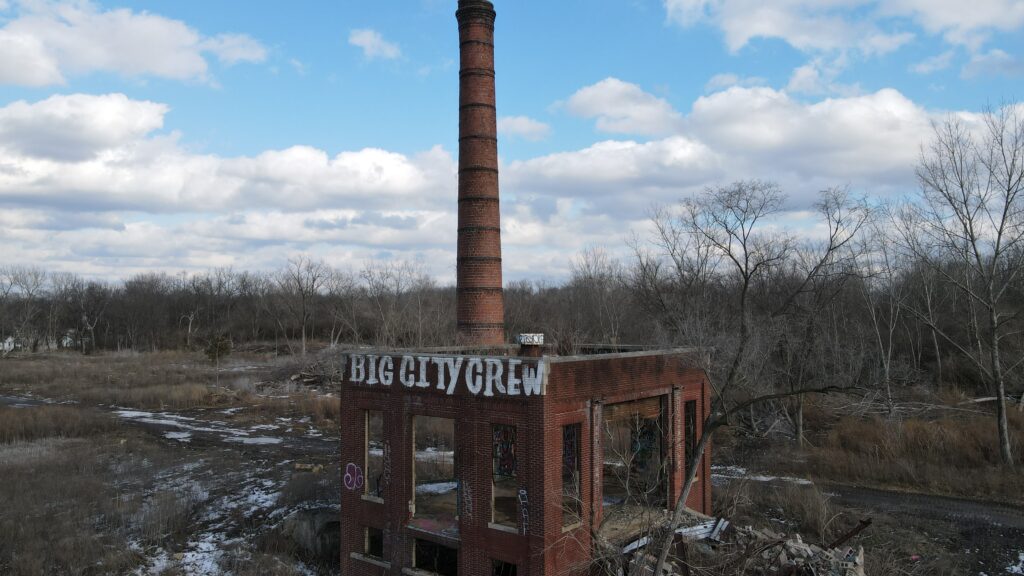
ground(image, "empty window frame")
xmin=414 ymin=539 xmax=458 ymax=576
xmin=602 ymin=397 xmax=667 ymax=508
xmin=492 ymin=559 xmax=518 ymax=576
xmin=492 ymin=424 xmax=518 ymax=528
xmin=412 ymin=416 xmax=458 ymax=531
xmin=684 ymin=400 xmax=697 ymax=478
xmin=366 ymin=410 xmax=385 ymax=499
xmin=562 ymin=423 xmax=582 ymax=527
xmin=364 ymin=526 xmax=384 ymax=559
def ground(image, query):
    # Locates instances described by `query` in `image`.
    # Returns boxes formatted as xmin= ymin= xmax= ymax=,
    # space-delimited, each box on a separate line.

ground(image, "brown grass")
xmin=0 ymin=351 xmax=230 ymax=410
xmin=796 ymin=410 xmax=1024 ymax=502
xmin=0 ymin=405 xmax=118 ymax=443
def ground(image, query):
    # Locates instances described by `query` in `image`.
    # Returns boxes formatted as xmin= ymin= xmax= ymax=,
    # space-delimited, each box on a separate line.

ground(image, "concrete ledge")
xmin=488 ymin=522 xmax=518 ymax=534
xmin=350 ymin=553 xmax=390 ymax=569
xmin=361 ymin=494 xmax=384 ymax=504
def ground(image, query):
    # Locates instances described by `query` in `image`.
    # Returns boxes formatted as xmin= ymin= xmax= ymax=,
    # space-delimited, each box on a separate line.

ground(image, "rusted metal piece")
xmin=828 ymin=518 xmax=872 ymax=550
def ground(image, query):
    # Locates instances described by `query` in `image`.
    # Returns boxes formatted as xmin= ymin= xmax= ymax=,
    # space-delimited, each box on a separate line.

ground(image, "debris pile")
xmin=614 ymin=516 xmax=871 ymax=576
xmin=729 ymin=526 xmax=866 ymax=576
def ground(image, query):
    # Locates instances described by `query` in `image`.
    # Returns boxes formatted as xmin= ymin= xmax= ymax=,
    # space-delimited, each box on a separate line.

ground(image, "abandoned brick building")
xmin=338 ymin=2 xmax=712 ymax=574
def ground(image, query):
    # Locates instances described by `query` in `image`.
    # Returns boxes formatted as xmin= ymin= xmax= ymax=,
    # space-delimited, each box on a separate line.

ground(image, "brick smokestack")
xmin=456 ymin=0 xmax=504 ymax=346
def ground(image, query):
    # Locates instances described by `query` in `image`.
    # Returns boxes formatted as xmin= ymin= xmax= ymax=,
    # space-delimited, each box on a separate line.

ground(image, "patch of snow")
xmin=227 ymin=436 xmax=282 ymax=445
xmin=220 ymin=407 xmax=243 ymax=415
xmin=415 ymin=481 xmax=458 ymax=495
xmin=165 ymin=431 xmax=192 ymax=442
xmin=1008 ymin=552 xmax=1024 ymax=574
xmin=249 ymin=424 xmax=277 ymax=431
xmin=711 ymin=465 xmax=812 ymax=486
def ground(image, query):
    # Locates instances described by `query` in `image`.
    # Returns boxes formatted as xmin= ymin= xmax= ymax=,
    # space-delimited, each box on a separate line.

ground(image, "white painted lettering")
xmin=484 ymin=358 xmax=505 ymax=397
xmin=507 ymin=358 xmax=521 ymax=395
xmin=350 ymin=354 xmax=366 ymax=383
xmin=417 ymin=356 xmax=431 ymax=388
xmin=366 ymin=355 xmax=379 ymax=385
xmin=399 ymin=356 xmax=415 ymax=387
xmin=465 ymin=358 xmax=483 ymax=395
xmin=378 ymin=356 xmax=394 ymax=386
xmin=446 ymin=357 xmax=464 ymax=395
xmin=522 ymin=360 xmax=543 ymax=396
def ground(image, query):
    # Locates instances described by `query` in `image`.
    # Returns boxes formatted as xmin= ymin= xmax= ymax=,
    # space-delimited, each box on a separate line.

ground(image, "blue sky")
xmin=1 ymin=0 xmax=1022 ymax=281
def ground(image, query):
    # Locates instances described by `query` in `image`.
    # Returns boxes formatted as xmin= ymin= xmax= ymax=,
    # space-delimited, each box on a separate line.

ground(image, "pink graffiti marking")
xmin=344 ymin=462 xmax=365 ymax=491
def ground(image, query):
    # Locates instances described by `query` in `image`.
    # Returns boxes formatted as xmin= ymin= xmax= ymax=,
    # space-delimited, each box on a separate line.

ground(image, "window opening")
xmin=492 ymin=559 xmax=518 ymax=576
xmin=366 ymin=410 xmax=385 ymax=499
xmin=562 ymin=423 xmax=582 ymax=527
xmin=492 ymin=424 xmax=518 ymax=528
xmin=602 ymin=397 xmax=666 ymax=508
xmin=684 ymin=400 xmax=697 ymax=478
xmin=414 ymin=538 xmax=458 ymax=576
xmin=411 ymin=416 xmax=458 ymax=536
xmin=364 ymin=526 xmax=384 ymax=559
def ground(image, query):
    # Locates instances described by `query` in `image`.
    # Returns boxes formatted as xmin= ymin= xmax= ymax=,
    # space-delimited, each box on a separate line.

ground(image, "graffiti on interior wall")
xmin=518 ymin=488 xmax=530 ymax=535
xmin=381 ymin=441 xmax=392 ymax=490
xmin=563 ymin=425 xmax=580 ymax=472
xmin=347 ymin=354 xmax=545 ymax=398
xmin=493 ymin=425 xmax=516 ymax=477
xmin=344 ymin=462 xmax=365 ymax=491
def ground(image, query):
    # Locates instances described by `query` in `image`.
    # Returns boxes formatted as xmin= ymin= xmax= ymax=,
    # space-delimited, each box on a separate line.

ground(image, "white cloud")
xmin=564 ymin=78 xmax=684 ymax=136
xmin=704 ymin=73 xmax=766 ymax=92
xmin=200 ymin=33 xmax=267 ymax=65
xmin=348 ymin=28 xmax=401 ymax=60
xmin=665 ymin=0 xmax=1024 ymax=55
xmin=0 ymin=93 xmax=167 ymax=161
xmin=0 ymin=88 xmax=970 ymax=280
xmin=912 ymin=50 xmax=955 ymax=74
xmin=0 ymin=1 xmax=266 ymax=86
xmin=497 ymin=116 xmax=551 ymax=141
xmin=665 ymin=0 xmax=914 ymax=55
xmin=961 ymin=49 xmax=1024 ymax=79
xmin=880 ymin=0 xmax=1024 ymax=49
xmin=786 ymin=57 xmax=860 ymax=96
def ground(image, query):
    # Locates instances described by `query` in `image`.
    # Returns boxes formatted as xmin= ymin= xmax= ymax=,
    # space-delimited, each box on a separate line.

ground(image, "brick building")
xmin=338 ymin=2 xmax=712 ymax=573
xmin=339 ymin=344 xmax=712 ymax=575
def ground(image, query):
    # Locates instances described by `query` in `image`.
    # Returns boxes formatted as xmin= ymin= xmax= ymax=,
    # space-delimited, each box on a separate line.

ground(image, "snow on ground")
xmin=227 ymin=436 xmax=283 ymax=445
xmin=416 ymin=481 xmax=459 ymax=495
xmin=115 ymin=409 xmax=293 ymax=445
xmin=711 ymin=464 xmax=813 ymax=486
xmin=1007 ymin=552 xmax=1024 ymax=574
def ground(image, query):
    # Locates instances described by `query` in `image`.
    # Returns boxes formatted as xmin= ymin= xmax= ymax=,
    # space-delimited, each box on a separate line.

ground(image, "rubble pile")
xmin=729 ymin=527 xmax=866 ymax=576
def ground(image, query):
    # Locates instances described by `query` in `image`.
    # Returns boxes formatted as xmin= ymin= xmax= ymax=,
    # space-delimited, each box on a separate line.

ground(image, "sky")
xmin=0 ymin=0 xmax=1022 ymax=282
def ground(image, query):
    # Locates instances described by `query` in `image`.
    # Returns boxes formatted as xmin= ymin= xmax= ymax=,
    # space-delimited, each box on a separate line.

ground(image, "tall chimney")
xmin=456 ymin=0 xmax=504 ymax=346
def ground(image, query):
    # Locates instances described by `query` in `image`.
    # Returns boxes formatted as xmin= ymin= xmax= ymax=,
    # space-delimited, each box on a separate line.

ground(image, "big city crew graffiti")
xmin=347 ymin=354 xmax=545 ymax=398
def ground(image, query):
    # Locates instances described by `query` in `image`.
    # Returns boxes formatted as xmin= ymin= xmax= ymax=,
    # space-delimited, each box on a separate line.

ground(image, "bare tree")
xmin=276 ymin=256 xmax=329 ymax=355
xmin=897 ymin=104 xmax=1024 ymax=467
xmin=636 ymin=181 xmax=867 ymax=576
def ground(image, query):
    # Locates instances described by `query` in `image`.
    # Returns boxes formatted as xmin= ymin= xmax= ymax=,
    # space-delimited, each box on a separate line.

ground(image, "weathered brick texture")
xmin=339 ymin=349 xmax=712 ymax=575
xmin=456 ymin=0 xmax=504 ymax=346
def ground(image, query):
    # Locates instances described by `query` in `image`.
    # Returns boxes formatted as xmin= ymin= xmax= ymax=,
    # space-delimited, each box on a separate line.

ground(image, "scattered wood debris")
xmin=617 ymin=516 xmax=870 ymax=576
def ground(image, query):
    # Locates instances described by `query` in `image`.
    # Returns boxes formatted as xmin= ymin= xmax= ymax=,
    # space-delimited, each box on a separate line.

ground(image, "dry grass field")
xmin=0 ymin=350 xmax=342 ymax=576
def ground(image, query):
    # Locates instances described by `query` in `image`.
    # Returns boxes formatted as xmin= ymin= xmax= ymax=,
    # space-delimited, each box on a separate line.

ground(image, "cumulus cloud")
xmin=497 ymin=116 xmax=551 ymax=141
xmin=0 ymin=1 xmax=266 ymax=86
xmin=348 ymin=28 xmax=401 ymax=60
xmin=0 ymin=88 xmax=959 ymax=280
xmin=0 ymin=93 xmax=167 ymax=161
xmin=564 ymin=78 xmax=685 ymax=136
